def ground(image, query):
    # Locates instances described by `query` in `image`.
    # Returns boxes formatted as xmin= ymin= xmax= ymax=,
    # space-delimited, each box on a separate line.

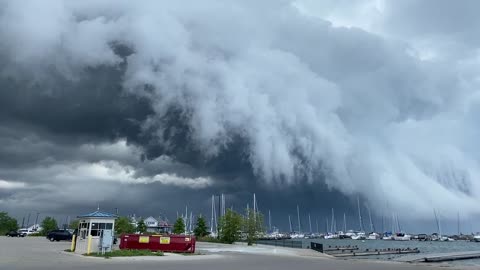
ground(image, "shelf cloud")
xmin=0 ymin=0 xmax=479 ymax=230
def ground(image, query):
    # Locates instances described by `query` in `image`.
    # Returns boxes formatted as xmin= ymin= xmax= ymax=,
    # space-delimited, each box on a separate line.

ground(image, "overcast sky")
xmin=1 ymin=0 xmax=480 ymax=234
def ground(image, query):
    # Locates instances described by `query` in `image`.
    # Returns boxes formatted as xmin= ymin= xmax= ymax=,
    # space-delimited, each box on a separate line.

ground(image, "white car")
xmin=18 ymin=229 xmax=36 ymax=236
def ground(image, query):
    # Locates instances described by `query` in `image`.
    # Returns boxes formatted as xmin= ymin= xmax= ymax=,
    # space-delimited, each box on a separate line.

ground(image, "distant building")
xmin=144 ymin=216 xmax=172 ymax=234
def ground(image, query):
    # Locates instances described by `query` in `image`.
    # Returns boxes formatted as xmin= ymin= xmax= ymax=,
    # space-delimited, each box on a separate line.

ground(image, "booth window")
xmin=90 ymin=222 xmax=114 ymax=237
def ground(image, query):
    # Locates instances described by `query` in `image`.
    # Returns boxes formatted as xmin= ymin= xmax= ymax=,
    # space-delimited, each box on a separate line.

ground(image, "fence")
xmin=255 ymin=239 xmax=303 ymax=249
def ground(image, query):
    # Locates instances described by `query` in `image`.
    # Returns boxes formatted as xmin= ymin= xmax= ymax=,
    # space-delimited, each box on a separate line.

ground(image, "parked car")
xmin=18 ymin=229 xmax=35 ymax=236
xmin=46 ymin=230 xmax=72 ymax=242
xmin=5 ymin=230 xmax=26 ymax=237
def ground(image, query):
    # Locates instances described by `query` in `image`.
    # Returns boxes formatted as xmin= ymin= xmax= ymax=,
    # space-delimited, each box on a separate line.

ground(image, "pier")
xmin=407 ymin=251 xmax=480 ymax=263
xmin=323 ymin=245 xmax=359 ymax=252
xmin=332 ymin=248 xmax=420 ymax=257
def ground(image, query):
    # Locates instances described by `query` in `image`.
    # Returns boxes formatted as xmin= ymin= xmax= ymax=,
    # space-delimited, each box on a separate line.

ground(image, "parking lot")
xmin=0 ymin=236 xmax=446 ymax=270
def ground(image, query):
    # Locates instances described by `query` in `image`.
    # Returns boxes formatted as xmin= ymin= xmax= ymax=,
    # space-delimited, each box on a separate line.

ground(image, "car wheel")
xmin=50 ymin=237 xmax=55 ymax=242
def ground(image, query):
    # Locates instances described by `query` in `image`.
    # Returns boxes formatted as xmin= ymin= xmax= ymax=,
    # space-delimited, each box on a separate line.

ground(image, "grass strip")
xmin=85 ymin=249 xmax=164 ymax=258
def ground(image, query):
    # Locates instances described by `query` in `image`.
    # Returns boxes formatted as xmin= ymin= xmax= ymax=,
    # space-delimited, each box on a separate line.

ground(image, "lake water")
xmin=302 ymin=239 xmax=480 ymax=267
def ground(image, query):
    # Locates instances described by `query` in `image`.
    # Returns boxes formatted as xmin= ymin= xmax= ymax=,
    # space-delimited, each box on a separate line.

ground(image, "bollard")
xmin=70 ymin=235 xmax=76 ymax=252
xmin=86 ymin=235 xmax=92 ymax=255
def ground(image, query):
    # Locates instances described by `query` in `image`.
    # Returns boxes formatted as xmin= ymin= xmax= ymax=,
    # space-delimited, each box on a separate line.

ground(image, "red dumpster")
xmin=119 ymin=234 xmax=196 ymax=253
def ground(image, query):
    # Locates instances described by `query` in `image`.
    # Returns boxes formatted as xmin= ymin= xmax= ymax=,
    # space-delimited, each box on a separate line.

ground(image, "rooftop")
xmin=77 ymin=210 xmax=118 ymax=218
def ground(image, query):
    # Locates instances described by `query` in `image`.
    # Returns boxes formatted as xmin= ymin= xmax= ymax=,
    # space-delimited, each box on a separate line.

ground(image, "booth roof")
xmin=77 ymin=210 xmax=118 ymax=218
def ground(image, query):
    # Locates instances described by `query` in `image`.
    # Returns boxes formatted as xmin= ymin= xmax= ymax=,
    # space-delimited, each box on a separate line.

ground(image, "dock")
xmin=324 ymin=245 xmax=359 ymax=253
xmin=406 ymin=251 xmax=480 ymax=263
xmin=332 ymin=248 xmax=420 ymax=257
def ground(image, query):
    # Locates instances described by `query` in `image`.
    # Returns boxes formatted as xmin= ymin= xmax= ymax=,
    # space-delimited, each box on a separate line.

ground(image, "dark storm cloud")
xmin=0 ymin=0 xmax=479 ymax=234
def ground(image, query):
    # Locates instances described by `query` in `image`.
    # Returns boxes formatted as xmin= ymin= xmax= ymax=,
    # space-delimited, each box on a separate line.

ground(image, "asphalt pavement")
xmin=0 ymin=236 xmax=461 ymax=270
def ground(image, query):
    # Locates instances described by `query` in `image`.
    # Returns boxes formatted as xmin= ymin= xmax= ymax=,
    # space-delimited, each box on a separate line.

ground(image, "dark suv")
xmin=46 ymin=230 xmax=72 ymax=241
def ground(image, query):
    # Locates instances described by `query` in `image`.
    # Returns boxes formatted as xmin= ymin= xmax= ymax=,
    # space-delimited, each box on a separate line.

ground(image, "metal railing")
xmin=255 ymin=239 xmax=303 ymax=249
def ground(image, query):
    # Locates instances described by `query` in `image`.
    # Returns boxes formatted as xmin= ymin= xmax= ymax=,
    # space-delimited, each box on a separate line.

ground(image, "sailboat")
xmin=325 ymin=208 xmax=339 ymax=239
xmin=210 ymin=195 xmax=217 ymax=237
xmin=338 ymin=213 xmax=350 ymax=239
xmin=290 ymin=205 xmax=305 ymax=239
xmin=392 ymin=214 xmax=411 ymax=241
xmin=433 ymin=209 xmax=454 ymax=242
xmin=367 ymin=206 xmax=379 ymax=240
xmin=352 ymin=197 xmax=366 ymax=240
xmin=382 ymin=215 xmax=393 ymax=240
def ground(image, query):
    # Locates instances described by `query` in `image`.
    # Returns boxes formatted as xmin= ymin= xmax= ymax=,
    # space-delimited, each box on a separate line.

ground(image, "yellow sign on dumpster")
xmin=160 ymin=237 xmax=170 ymax=244
xmin=139 ymin=236 xmax=150 ymax=243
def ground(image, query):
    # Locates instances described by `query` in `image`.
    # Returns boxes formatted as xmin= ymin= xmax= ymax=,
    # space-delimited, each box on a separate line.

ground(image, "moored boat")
xmin=351 ymin=231 xmax=367 ymax=240
xmin=393 ymin=232 xmax=411 ymax=241
xmin=473 ymin=235 xmax=480 ymax=242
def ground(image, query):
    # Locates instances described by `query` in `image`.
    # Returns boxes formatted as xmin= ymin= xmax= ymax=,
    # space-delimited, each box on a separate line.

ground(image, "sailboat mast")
xmin=297 ymin=205 xmax=301 ymax=233
xmin=357 ymin=197 xmax=364 ymax=232
xmin=253 ymin=193 xmax=257 ymax=222
xmin=189 ymin=212 xmax=193 ymax=233
xmin=309 ymin=214 xmax=312 ymax=233
xmin=457 ymin=212 xmax=460 ymax=235
xmin=343 ymin=213 xmax=347 ymax=232
xmin=397 ymin=214 xmax=403 ymax=232
xmin=288 ymin=215 xmax=293 ymax=232
xmin=326 ymin=217 xmax=329 ymax=234
xmin=211 ymin=195 xmax=214 ymax=233
xmin=269 ymin=210 xmax=272 ymax=231
xmin=392 ymin=213 xmax=395 ymax=233
xmin=185 ymin=205 xmax=188 ymax=233
xmin=367 ymin=206 xmax=374 ymax=232
xmin=316 ymin=218 xmax=319 ymax=234
xmin=381 ymin=215 xmax=384 ymax=233
xmin=438 ymin=211 xmax=442 ymax=236
xmin=331 ymin=208 xmax=335 ymax=233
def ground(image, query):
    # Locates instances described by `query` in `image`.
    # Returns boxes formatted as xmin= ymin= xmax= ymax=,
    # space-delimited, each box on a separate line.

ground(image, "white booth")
xmin=74 ymin=210 xmax=117 ymax=254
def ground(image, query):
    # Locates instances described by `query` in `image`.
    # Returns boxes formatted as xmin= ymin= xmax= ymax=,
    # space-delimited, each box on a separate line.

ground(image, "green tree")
xmin=40 ymin=217 xmax=58 ymax=235
xmin=194 ymin=215 xmax=209 ymax=237
xmin=244 ymin=210 xmax=264 ymax=245
xmin=0 ymin=212 xmax=18 ymax=235
xmin=69 ymin=219 xmax=80 ymax=230
xmin=137 ymin=219 xmax=147 ymax=234
xmin=173 ymin=217 xmax=185 ymax=234
xmin=115 ymin=216 xmax=135 ymax=235
xmin=218 ymin=209 xmax=243 ymax=244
